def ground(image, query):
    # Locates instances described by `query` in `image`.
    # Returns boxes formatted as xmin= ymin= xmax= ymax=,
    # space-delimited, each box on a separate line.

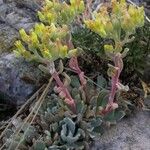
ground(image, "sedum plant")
xmin=14 ymin=0 xmax=85 ymax=113
xmin=38 ymin=0 xmax=85 ymax=25
xmin=85 ymin=0 xmax=145 ymax=114
xmin=4 ymin=0 xmax=145 ymax=149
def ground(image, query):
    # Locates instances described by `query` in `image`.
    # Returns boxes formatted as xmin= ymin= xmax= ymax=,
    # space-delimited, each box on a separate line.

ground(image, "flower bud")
xmin=19 ymin=29 xmax=29 ymax=43
xmin=104 ymin=44 xmax=114 ymax=53
xmin=68 ymin=49 xmax=78 ymax=57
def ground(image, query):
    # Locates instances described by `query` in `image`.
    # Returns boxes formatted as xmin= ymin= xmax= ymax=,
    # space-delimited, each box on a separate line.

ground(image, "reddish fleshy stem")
xmin=52 ymin=71 xmax=76 ymax=113
xmin=101 ymin=53 xmax=123 ymax=114
xmin=108 ymin=53 xmax=123 ymax=104
xmin=69 ymin=57 xmax=87 ymax=87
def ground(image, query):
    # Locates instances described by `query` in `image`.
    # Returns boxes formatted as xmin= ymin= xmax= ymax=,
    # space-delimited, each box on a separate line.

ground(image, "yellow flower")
xmin=19 ymin=29 xmax=29 ymax=43
xmin=30 ymin=31 xmax=39 ymax=46
xmin=104 ymin=44 xmax=114 ymax=52
xmin=59 ymin=45 xmax=68 ymax=58
xmin=68 ymin=49 xmax=78 ymax=57
xmin=34 ymin=23 xmax=45 ymax=38
xmin=85 ymin=19 xmax=107 ymax=38
xmin=38 ymin=11 xmax=45 ymax=22
xmin=105 ymin=21 xmax=113 ymax=35
xmin=42 ymin=47 xmax=52 ymax=59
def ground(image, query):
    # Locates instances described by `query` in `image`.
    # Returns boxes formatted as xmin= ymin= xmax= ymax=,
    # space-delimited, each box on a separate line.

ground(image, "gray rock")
xmin=0 ymin=0 xmax=3 ymax=5
xmin=0 ymin=24 xmax=18 ymax=53
xmin=0 ymin=53 xmax=45 ymax=106
xmin=14 ymin=0 xmax=42 ymax=11
xmin=91 ymin=111 xmax=150 ymax=150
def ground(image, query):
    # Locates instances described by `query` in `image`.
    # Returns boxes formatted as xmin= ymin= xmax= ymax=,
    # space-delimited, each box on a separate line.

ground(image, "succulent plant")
xmin=1 ymin=1 xmax=145 ymax=150
xmin=14 ymin=24 xmax=77 ymax=63
xmin=1 ymin=73 xmax=135 ymax=150
xmin=84 ymin=0 xmax=145 ymax=114
xmin=14 ymin=0 xmax=85 ymax=113
xmin=38 ymin=0 xmax=85 ymax=25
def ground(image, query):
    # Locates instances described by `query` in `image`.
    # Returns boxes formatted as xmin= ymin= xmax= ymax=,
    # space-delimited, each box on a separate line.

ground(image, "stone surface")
xmin=91 ymin=111 xmax=150 ymax=150
xmin=0 ymin=53 xmax=46 ymax=106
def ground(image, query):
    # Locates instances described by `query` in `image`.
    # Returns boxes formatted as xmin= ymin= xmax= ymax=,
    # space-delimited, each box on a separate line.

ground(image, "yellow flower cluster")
xmin=121 ymin=4 xmax=144 ymax=32
xmin=38 ymin=0 xmax=85 ymax=25
xmin=15 ymin=23 xmax=77 ymax=61
xmin=85 ymin=0 xmax=144 ymax=40
xmin=14 ymin=0 xmax=84 ymax=62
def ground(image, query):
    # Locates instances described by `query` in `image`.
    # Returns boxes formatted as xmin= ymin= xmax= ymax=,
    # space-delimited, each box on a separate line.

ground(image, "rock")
xmin=0 ymin=0 xmax=42 ymax=54
xmin=91 ymin=111 xmax=150 ymax=150
xmin=14 ymin=0 xmax=43 ymax=11
xmin=0 ymin=53 xmax=46 ymax=106
xmin=0 ymin=25 xmax=18 ymax=54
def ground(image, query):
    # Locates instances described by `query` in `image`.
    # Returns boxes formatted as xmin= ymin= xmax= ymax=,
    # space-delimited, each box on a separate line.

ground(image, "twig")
xmin=7 ymin=78 xmax=53 ymax=150
xmin=14 ymin=77 xmax=53 ymax=150
xmin=0 ymin=85 xmax=45 ymax=142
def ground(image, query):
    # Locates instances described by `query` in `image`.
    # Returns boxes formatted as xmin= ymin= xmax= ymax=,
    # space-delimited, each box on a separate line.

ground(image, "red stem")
xmin=52 ymin=71 xmax=76 ymax=113
xmin=69 ymin=57 xmax=87 ymax=87
xmin=102 ymin=53 xmax=123 ymax=114
xmin=109 ymin=53 xmax=123 ymax=104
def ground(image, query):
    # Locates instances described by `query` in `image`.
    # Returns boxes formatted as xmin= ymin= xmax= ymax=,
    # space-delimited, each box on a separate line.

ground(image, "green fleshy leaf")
xmin=97 ymin=89 xmax=109 ymax=108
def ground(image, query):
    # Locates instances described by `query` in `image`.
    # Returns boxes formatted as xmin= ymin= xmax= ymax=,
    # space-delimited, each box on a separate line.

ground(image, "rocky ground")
xmin=91 ymin=110 xmax=150 ymax=150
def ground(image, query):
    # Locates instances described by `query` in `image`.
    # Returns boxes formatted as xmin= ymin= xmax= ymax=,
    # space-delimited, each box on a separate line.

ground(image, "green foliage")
xmin=124 ymin=22 xmax=150 ymax=74
xmin=72 ymin=23 xmax=150 ymax=83
xmin=72 ymin=27 xmax=105 ymax=54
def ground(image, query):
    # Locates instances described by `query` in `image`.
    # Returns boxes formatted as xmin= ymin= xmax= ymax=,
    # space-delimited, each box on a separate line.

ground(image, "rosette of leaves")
xmin=38 ymin=94 xmax=66 ymax=124
xmin=65 ymin=72 xmax=131 ymax=127
xmin=37 ymin=75 xmax=129 ymax=149
xmin=1 ymin=75 xmax=133 ymax=150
